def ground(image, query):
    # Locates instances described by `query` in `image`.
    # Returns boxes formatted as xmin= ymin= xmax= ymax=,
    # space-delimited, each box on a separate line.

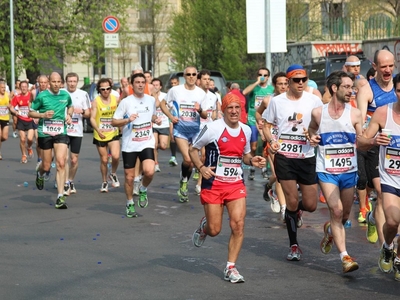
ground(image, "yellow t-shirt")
xmin=93 ymin=94 xmax=119 ymax=141
xmin=0 ymin=92 xmax=10 ymax=121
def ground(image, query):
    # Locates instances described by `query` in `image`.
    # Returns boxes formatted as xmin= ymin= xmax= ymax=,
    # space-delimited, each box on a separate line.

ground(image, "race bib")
xmin=215 ymin=156 xmax=242 ymax=182
xmin=324 ymin=146 xmax=356 ymax=173
xmin=155 ymin=108 xmax=167 ymax=122
xmin=132 ymin=122 xmax=152 ymax=142
xmin=384 ymin=147 xmax=400 ymax=176
xmin=43 ymin=120 xmax=64 ymax=135
xmin=67 ymin=118 xmax=79 ymax=134
xmin=278 ymin=134 xmax=307 ymax=158
xmin=200 ymin=109 xmax=213 ymax=123
xmin=254 ymin=96 xmax=264 ymax=109
xmin=0 ymin=105 xmax=8 ymax=117
xmin=99 ymin=118 xmax=115 ymax=132
xmin=179 ymin=104 xmax=197 ymax=121
xmin=19 ymin=106 xmax=29 ymax=117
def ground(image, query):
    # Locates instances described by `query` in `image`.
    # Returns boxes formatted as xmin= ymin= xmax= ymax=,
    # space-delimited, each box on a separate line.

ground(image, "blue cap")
xmin=307 ymin=79 xmax=318 ymax=89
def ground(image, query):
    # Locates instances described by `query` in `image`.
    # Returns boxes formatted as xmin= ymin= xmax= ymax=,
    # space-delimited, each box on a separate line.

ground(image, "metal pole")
xmin=10 ymin=0 xmax=15 ymax=89
xmin=265 ymin=0 xmax=271 ymax=73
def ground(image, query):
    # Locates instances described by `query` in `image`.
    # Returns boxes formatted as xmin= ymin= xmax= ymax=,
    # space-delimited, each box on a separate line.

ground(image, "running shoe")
xmin=63 ymin=183 xmax=70 ymax=196
xmin=379 ymin=244 xmax=394 ymax=273
xmin=319 ymin=190 xmax=326 ymax=203
xmin=248 ymin=167 xmax=255 ymax=180
xmin=369 ymin=190 xmax=377 ymax=201
xmin=358 ymin=208 xmax=367 ymax=223
xmin=297 ymin=210 xmax=303 ymax=228
xmin=195 ymin=184 xmax=201 ymax=196
xmin=320 ymin=221 xmax=334 ymax=254
xmin=35 ymin=172 xmax=44 ymax=190
xmin=154 ymin=163 xmax=161 ymax=172
xmin=100 ymin=182 xmax=108 ymax=193
xmin=133 ymin=180 xmax=140 ymax=195
xmin=223 ymin=265 xmax=245 ymax=283
xmin=192 ymin=216 xmax=207 ymax=247
xmin=261 ymin=168 xmax=269 ymax=179
xmin=55 ymin=196 xmax=68 ymax=209
xmin=44 ymin=171 xmax=51 ymax=182
xmin=169 ymin=156 xmax=178 ymax=166
xmin=342 ymin=255 xmax=359 ymax=273
xmin=126 ymin=203 xmax=138 ymax=218
xmin=178 ymin=180 xmax=188 ymax=202
xmin=287 ymin=244 xmax=302 ymax=261
xmin=394 ymin=259 xmax=400 ymax=281
xmin=268 ymin=189 xmax=280 ymax=213
xmin=109 ymin=173 xmax=120 ymax=188
xmin=193 ymin=169 xmax=199 ymax=180
xmin=27 ymin=148 xmax=34 ymax=159
xmin=69 ymin=182 xmax=77 ymax=194
xmin=366 ymin=211 xmax=378 ymax=243
xmin=138 ymin=189 xmax=148 ymax=208
xmin=280 ymin=205 xmax=286 ymax=223
xmin=21 ymin=155 xmax=27 ymax=164
xmin=263 ymin=183 xmax=272 ymax=201
xmin=35 ymin=161 xmax=41 ymax=172
xmin=12 ymin=131 xmax=18 ymax=138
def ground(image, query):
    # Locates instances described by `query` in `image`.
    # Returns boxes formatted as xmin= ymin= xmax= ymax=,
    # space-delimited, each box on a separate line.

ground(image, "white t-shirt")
xmin=153 ymin=91 xmax=169 ymax=129
xmin=113 ymin=94 xmax=156 ymax=152
xmin=67 ymin=89 xmax=91 ymax=137
xmin=200 ymin=90 xmax=218 ymax=129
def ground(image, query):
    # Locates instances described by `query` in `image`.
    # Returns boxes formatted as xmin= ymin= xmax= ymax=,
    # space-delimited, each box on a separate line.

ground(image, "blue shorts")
xmin=249 ymin=125 xmax=259 ymax=143
xmin=317 ymin=172 xmax=358 ymax=190
xmin=381 ymin=184 xmax=400 ymax=198
xmin=174 ymin=129 xmax=199 ymax=144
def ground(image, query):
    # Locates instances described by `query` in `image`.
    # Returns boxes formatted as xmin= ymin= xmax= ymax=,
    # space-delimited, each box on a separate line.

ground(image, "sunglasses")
xmin=291 ymin=77 xmax=308 ymax=83
xmin=185 ymin=73 xmax=197 ymax=77
xmin=100 ymin=87 xmax=111 ymax=91
xmin=258 ymin=73 xmax=269 ymax=77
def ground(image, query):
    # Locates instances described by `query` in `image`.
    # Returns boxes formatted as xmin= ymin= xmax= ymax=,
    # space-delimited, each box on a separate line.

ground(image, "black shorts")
xmin=357 ymin=150 xmax=375 ymax=189
xmin=68 ymin=136 xmax=83 ymax=154
xmin=16 ymin=119 xmax=34 ymax=131
xmin=0 ymin=120 xmax=9 ymax=128
xmin=38 ymin=135 xmax=70 ymax=150
xmin=92 ymin=135 xmax=120 ymax=148
xmin=32 ymin=120 xmax=38 ymax=130
xmin=366 ymin=146 xmax=380 ymax=181
xmin=381 ymin=183 xmax=400 ymax=197
xmin=153 ymin=127 xmax=169 ymax=136
xmin=122 ymin=148 xmax=155 ymax=169
xmin=274 ymin=153 xmax=317 ymax=185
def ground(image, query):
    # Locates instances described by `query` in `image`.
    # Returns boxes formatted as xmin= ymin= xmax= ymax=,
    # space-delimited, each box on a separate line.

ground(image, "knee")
xmin=159 ymin=142 xmax=167 ymax=150
xmin=100 ymin=157 xmax=108 ymax=165
xmin=207 ymin=223 xmax=221 ymax=237
xmin=70 ymin=157 xmax=78 ymax=167
xmin=143 ymin=168 xmax=154 ymax=179
xmin=330 ymin=207 xmax=344 ymax=221
xmin=230 ymin=219 xmax=245 ymax=235
xmin=182 ymin=157 xmax=192 ymax=166
xmin=125 ymin=174 xmax=134 ymax=186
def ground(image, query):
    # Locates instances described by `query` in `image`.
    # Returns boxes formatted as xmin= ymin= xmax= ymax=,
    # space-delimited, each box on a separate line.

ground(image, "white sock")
xmin=57 ymin=194 xmax=63 ymax=198
xmin=139 ymin=185 xmax=147 ymax=192
xmin=134 ymin=176 xmax=140 ymax=182
xmin=226 ymin=261 xmax=235 ymax=269
xmin=127 ymin=199 xmax=134 ymax=205
xmin=369 ymin=211 xmax=376 ymax=225
xmin=384 ymin=242 xmax=394 ymax=250
xmin=340 ymin=251 xmax=349 ymax=261
xmin=182 ymin=177 xmax=188 ymax=183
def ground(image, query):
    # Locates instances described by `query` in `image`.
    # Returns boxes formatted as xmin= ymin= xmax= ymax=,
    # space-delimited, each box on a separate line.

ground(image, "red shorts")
xmin=200 ymin=183 xmax=247 ymax=205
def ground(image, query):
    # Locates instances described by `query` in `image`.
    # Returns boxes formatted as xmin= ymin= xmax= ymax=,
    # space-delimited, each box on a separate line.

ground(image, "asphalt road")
xmin=0 ymin=132 xmax=399 ymax=300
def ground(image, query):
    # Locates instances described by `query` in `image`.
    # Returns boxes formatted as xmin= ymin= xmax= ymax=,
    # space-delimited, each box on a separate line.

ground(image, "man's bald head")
xmin=374 ymin=49 xmax=394 ymax=65
xmin=49 ymin=72 xmax=62 ymax=93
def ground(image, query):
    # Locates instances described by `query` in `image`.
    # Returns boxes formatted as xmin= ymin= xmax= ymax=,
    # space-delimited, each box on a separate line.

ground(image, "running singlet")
xmin=67 ymin=89 xmax=91 ymax=137
xmin=192 ymin=118 xmax=251 ymax=189
xmin=11 ymin=93 xmax=32 ymax=122
xmin=0 ymin=92 xmax=10 ymax=121
xmin=200 ymin=90 xmax=217 ymax=130
xmin=31 ymin=89 xmax=73 ymax=138
xmin=379 ymin=103 xmax=400 ymax=188
xmin=153 ymin=91 xmax=169 ymax=129
xmin=367 ymin=78 xmax=396 ymax=116
xmin=316 ymin=104 xmax=357 ymax=174
xmin=113 ymin=94 xmax=156 ymax=152
xmin=165 ymin=84 xmax=206 ymax=134
xmin=93 ymin=94 xmax=119 ymax=142
xmin=247 ymin=84 xmax=274 ymax=126
xmin=264 ymin=91 xmax=323 ymax=159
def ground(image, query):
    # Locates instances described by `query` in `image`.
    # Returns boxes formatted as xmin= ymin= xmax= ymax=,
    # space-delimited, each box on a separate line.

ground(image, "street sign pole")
xmin=102 ymin=16 xmax=120 ymax=82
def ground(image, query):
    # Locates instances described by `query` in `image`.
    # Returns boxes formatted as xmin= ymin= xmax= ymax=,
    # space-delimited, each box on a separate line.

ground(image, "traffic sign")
xmin=102 ymin=16 xmax=120 ymax=33
xmin=104 ymin=33 xmax=119 ymax=48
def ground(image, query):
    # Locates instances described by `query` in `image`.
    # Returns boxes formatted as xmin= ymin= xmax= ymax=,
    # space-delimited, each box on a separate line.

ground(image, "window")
xmin=140 ymin=44 xmax=154 ymax=72
xmin=138 ymin=0 xmax=153 ymax=28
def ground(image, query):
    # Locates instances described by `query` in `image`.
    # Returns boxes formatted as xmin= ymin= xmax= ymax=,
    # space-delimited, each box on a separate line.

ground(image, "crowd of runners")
xmin=1 ymin=51 xmax=400 ymax=283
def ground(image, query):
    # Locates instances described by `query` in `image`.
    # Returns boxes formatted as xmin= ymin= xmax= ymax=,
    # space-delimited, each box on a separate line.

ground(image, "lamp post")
xmin=10 ymin=0 xmax=15 ymax=89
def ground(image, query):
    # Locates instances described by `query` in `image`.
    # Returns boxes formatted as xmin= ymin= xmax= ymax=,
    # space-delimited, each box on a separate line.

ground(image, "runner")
xmin=90 ymin=78 xmax=120 ymax=193
xmin=168 ymin=75 xmax=179 ymax=167
xmin=112 ymin=73 xmax=161 ymax=217
xmin=63 ymin=72 xmax=91 ymax=195
xmin=190 ymin=93 xmax=266 ymax=283
xmin=160 ymin=66 xmax=207 ymax=203
xmin=263 ymin=64 xmax=323 ymax=261
xmin=9 ymin=81 xmax=34 ymax=163
xmin=0 ymin=81 xmax=10 ymax=159
xmin=308 ymin=71 xmax=363 ymax=273
xmin=28 ymin=72 xmax=73 ymax=209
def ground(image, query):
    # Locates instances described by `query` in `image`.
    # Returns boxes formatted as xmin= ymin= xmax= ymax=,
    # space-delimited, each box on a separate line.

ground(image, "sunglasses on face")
xmin=185 ymin=73 xmax=197 ymax=77
xmin=291 ymin=77 xmax=308 ymax=83
xmin=258 ymin=73 xmax=269 ymax=77
xmin=100 ymin=87 xmax=111 ymax=91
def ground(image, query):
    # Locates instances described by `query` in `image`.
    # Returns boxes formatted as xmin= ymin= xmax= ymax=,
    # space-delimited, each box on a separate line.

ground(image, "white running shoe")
xmin=195 ymin=184 xmax=201 ymax=195
xmin=224 ymin=266 xmax=245 ymax=283
xmin=155 ymin=164 xmax=161 ymax=172
xmin=133 ymin=181 xmax=140 ymax=195
xmin=268 ymin=189 xmax=280 ymax=213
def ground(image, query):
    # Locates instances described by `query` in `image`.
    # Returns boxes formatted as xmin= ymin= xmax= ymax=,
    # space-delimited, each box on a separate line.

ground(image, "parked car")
xmin=158 ymin=70 xmax=228 ymax=95
xmin=80 ymin=82 xmax=121 ymax=133
xmin=303 ymin=53 xmax=372 ymax=94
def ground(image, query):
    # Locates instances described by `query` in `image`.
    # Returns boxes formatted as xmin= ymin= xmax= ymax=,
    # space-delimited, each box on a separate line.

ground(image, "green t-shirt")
xmin=31 ymin=89 xmax=73 ymax=138
xmin=247 ymin=84 xmax=274 ymax=125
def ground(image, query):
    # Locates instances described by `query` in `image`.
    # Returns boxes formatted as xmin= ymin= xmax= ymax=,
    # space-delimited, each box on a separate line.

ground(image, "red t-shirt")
xmin=11 ymin=93 xmax=32 ymax=122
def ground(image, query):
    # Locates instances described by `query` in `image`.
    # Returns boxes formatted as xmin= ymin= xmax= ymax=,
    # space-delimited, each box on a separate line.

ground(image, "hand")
xmin=375 ymin=132 xmax=391 ymax=146
xmin=194 ymin=102 xmax=200 ymax=112
xmin=154 ymin=117 xmax=162 ymax=126
xmin=74 ymin=107 xmax=83 ymax=114
xmin=98 ymin=130 xmax=106 ymax=139
xmin=200 ymin=166 xmax=216 ymax=180
xmin=129 ymin=113 xmax=139 ymax=122
xmin=65 ymin=115 xmax=72 ymax=125
xmin=170 ymin=116 xmax=179 ymax=124
xmin=251 ymin=156 xmax=266 ymax=168
xmin=44 ymin=110 xmax=54 ymax=119
xmin=269 ymin=141 xmax=280 ymax=154
xmin=257 ymin=119 xmax=264 ymax=130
